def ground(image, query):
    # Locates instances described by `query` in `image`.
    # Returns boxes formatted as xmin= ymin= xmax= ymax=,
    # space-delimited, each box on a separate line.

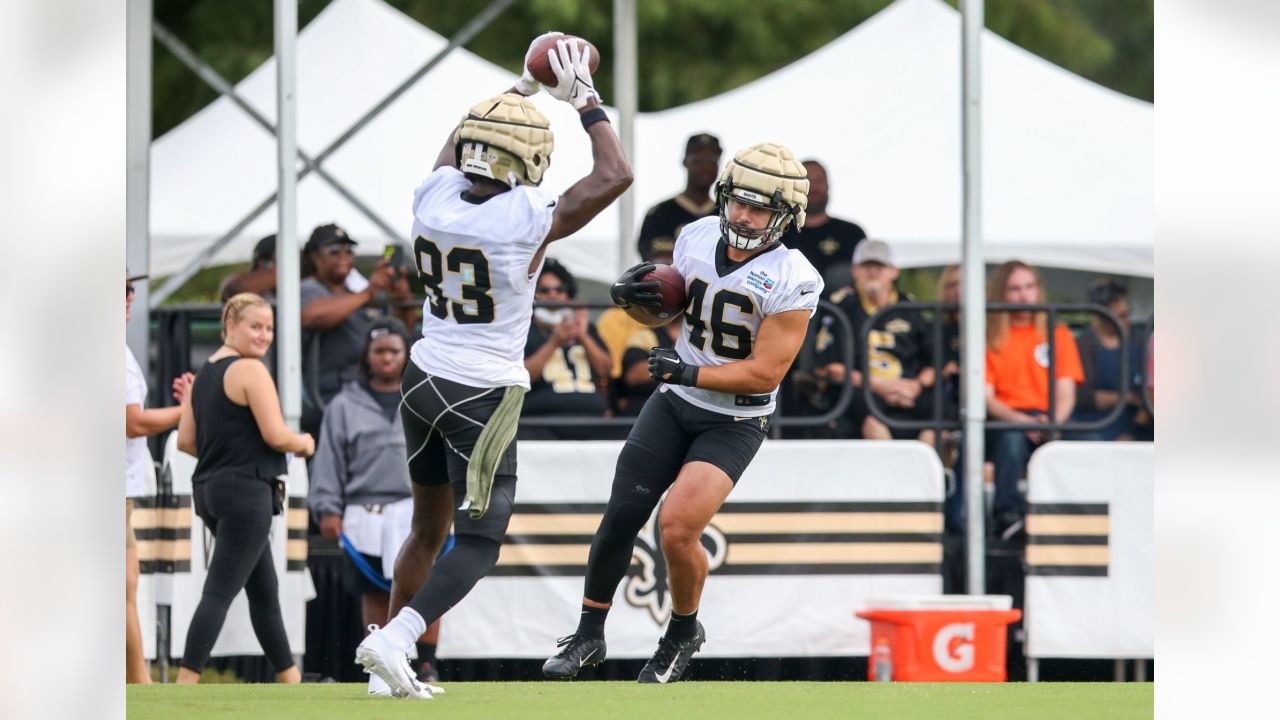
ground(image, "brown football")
xmin=624 ymin=264 xmax=687 ymax=328
xmin=526 ymin=33 xmax=601 ymax=88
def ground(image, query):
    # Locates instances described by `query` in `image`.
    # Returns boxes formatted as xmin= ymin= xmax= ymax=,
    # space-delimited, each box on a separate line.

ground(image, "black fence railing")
xmin=859 ymin=302 xmax=1137 ymax=436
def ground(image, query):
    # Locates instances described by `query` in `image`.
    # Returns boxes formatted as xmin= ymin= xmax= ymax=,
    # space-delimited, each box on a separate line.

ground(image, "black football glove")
xmin=610 ymin=262 xmax=662 ymax=309
xmin=648 ymin=347 xmax=699 ymax=387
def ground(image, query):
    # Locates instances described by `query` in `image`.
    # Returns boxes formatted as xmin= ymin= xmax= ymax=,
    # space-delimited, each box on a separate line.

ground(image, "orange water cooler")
xmin=855 ymin=595 xmax=1022 ymax=682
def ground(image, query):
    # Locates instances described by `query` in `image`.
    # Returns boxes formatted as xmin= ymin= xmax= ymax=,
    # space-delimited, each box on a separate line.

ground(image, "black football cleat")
xmin=542 ymin=634 xmax=607 ymax=679
xmin=637 ymin=622 xmax=705 ymax=684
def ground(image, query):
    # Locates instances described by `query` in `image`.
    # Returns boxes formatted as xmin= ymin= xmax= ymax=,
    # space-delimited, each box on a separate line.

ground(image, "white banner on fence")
xmin=1024 ymin=441 xmax=1153 ymax=659
xmin=438 ymin=440 xmax=944 ymax=659
xmin=161 ymin=434 xmax=314 ymax=659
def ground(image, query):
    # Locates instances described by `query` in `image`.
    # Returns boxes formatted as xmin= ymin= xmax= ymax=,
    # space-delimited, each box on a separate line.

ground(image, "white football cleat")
xmin=367 ymin=670 xmax=393 ymax=697
xmin=355 ymin=626 xmax=433 ymax=700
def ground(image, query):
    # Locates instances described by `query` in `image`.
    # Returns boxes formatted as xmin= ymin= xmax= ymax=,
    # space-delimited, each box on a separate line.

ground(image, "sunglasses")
xmin=536 ymin=284 xmax=567 ymax=295
xmin=324 ymin=245 xmax=355 ymax=257
xmin=126 ymin=284 xmax=135 ymax=297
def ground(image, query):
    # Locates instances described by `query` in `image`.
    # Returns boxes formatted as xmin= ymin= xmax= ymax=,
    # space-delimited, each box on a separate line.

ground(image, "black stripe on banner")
xmin=134 ymin=527 xmax=192 ymax=542
xmin=715 ymin=501 xmax=943 ymax=513
xmin=501 ymin=532 xmax=943 ymax=545
xmin=140 ymin=560 xmax=193 ymax=574
xmin=1027 ymin=565 xmax=1109 ymax=577
xmin=287 ymin=560 xmax=307 ymax=571
xmin=287 ymin=528 xmax=307 ymax=540
xmin=715 ymin=563 xmax=942 ymax=576
xmin=1029 ymin=503 xmax=1109 ymax=515
xmin=490 ymin=563 xmax=942 ymax=577
xmin=1028 ymin=535 xmax=1109 ymax=546
xmin=132 ymin=494 xmax=193 ymax=509
xmin=510 ymin=501 xmax=941 ymax=515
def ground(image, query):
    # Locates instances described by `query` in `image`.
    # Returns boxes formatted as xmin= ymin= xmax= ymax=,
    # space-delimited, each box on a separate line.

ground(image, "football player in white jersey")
xmin=356 ymin=35 xmax=632 ymax=700
xmin=544 ymin=143 xmax=822 ymax=683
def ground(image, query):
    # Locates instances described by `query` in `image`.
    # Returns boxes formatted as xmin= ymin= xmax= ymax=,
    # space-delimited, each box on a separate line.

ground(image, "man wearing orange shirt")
xmin=983 ymin=261 xmax=1083 ymax=539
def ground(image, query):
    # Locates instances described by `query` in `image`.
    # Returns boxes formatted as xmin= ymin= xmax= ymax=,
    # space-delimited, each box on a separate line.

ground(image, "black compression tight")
xmin=181 ymin=476 xmax=294 ymax=674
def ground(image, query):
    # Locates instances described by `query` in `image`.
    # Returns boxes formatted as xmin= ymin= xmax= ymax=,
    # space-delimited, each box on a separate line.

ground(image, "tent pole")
xmin=960 ymin=0 xmax=987 ymax=594
xmin=126 ymin=0 xmax=151 ymax=373
xmin=150 ymin=0 xmax=517 ymax=307
xmin=275 ymin=0 xmax=301 ymax=431
xmin=614 ymin=0 xmax=637 ymax=274
xmin=152 ymin=22 xmax=403 ymax=248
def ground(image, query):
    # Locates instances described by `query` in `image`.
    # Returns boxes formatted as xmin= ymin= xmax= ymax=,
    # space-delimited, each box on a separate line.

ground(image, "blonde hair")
xmin=221 ymin=292 xmax=271 ymax=340
xmin=986 ymin=260 xmax=1047 ymax=351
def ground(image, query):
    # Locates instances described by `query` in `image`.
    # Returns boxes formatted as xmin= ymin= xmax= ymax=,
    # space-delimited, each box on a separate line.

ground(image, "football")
xmin=526 ymin=33 xmax=601 ymax=88
xmin=624 ymin=264 xmax=687 ymax=328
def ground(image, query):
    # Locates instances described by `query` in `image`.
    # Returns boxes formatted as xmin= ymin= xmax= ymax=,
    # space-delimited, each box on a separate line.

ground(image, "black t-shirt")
xmin=367 ymin=384 xmax=402 ymax=422
xmin=815 ymin=285 xmax=933 ymax=380
xmin=780 ymin=217 xmax=866 ymax=287
xmin=523 ymin=322 xmax=609 ymax=417
xmin=636 ymin=195 xmax=717 ymax=260
xmin=613 ymin=326 xmax=678 ymax=417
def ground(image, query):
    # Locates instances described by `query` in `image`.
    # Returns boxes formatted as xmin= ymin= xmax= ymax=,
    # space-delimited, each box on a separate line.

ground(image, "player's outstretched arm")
xmin=651 ymin=310 xmax=811 ymax=395
xmin=543 ymin=39 xmax=632 ymax=243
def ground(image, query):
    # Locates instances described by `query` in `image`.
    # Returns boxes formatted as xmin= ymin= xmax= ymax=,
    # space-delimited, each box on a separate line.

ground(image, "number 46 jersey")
xmin=668 ymin=216 xmax=824 ymax=417
xmin=408 ymin=166 xmax=558 ymax=390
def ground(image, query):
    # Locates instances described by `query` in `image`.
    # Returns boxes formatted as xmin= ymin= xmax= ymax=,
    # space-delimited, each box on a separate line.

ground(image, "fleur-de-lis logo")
xmin=623 ymin=499 xmax=728 ymax=625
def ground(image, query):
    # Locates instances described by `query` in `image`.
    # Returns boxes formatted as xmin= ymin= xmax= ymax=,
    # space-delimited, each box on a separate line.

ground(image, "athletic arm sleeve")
xmin=308 ymin=399 xmax=347 ymax=520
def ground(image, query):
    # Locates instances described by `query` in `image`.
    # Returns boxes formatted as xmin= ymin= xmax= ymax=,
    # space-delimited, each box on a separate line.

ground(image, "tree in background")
xmin=153 ymin=0 xmax=1151 ymax=138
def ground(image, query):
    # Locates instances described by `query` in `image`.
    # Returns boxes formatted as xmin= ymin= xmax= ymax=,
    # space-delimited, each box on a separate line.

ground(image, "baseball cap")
xmin=253 ymin=234 xmax=276 ymax=262
xmin=853 ymin=239 xmax=894 ymax=267
xmin=685 ymin=133 xmax=722 ymax=156
xmin=304 ymin=224 xmax=357 ymax=253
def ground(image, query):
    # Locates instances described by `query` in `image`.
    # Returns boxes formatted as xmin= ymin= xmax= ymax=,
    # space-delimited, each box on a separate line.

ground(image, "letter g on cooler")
xmin=932 ymin=622 xmax=976 ymax=673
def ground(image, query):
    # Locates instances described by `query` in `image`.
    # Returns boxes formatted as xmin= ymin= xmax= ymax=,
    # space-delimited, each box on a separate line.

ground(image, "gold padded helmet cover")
xmin=715 ymin=142 xmax=809 ymax=250
xmin=453 ymin=94 xmax=554 ymax=187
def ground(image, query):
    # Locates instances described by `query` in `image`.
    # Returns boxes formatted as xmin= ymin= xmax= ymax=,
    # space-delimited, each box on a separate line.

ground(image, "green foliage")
xmin=152 ymin=0 xmax=1151 ymax=138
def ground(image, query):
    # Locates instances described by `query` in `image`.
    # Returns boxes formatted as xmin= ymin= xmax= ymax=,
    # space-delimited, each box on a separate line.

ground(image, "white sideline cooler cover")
xmin=162 ymin=434 xmax=315 ymax=659
xmin=1024 ymin=442 xmax=1153 ymax=659
xmin=437 ymin=440 xmax=945 ymax=659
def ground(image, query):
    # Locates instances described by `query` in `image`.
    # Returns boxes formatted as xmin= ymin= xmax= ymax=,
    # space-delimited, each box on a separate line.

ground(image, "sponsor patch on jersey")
xmin=743 ymin=268 xmax=777 ymax=297
xmin=886 ymin=318 xmax=912 ymax=334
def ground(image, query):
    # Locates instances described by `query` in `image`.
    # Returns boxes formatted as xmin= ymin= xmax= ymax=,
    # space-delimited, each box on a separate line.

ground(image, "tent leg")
xmin=1026 ymin=657 xmax=1039 ymax=683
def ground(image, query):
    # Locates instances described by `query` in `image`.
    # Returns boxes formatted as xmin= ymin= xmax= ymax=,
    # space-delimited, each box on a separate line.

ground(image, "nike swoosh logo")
xmin=800 ymin=289 xmax=814 ymax=296
xmin=578 ymin=648 xmax=599 ymax=668
xmin=655 ymin=655 xmax=679 ymax=683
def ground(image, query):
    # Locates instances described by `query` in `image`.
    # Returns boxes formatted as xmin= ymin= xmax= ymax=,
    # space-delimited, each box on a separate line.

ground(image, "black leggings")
xmin=181 ymin=475 xmax=294 ymax=674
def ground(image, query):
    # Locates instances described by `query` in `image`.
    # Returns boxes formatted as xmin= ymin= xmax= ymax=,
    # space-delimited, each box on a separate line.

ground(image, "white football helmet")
xmin=454 ymin=94 xmax=554 ymax=187
xmin=714 ymin=142 xmax=809 ymax=251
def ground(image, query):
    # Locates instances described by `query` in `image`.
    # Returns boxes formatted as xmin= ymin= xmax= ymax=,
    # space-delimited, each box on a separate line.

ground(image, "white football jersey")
xmin=408 ymin=167 xmax=558 ymax=389
xmin=668 ymin=216 xmax=823 ymax=416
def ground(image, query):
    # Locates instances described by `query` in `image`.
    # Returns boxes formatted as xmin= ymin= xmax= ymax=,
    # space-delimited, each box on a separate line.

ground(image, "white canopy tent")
xmin=150 ymin=0 xmax=1152 ymax=286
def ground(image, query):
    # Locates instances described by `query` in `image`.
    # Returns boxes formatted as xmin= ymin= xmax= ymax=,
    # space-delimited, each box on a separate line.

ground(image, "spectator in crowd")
xmin=219 ymin=234 xmax=279 ymax=302
xmin=124 ymin=273 xmax=193 ymax=684
xmin=309 ymin=318 xmax=445 ymax=690
xmin=521 ymin=260 xmax=612 ymax=439
xmin=814 ymin=240 xmax=937 ymax=442
xmin=300 ymin=223 xmax=417 ymax=435
xmin=1072 ymin=278 xmax=1152 ymax=440
xmin=175 ymin=293 xmax=315 ymax=684
xmin=778 ymin=160 xmax=866 ymax=292
xmin=982 ymin=261 xmax=1084 ymax=538
xmin=636 ymin=133 xmax=722 ymax=263
xmin=937 ymin=264 xmax=962 ymax=421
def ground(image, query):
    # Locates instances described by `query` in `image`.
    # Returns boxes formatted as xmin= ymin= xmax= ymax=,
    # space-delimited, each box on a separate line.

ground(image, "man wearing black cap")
xmin=300 ymin=224 xmax=416 ymax=435
xmin=219 ymin=234 xmax=279 ymax=302
xmin=778 ymin=160 xmax=866 ymax=292
xmin=635 ymin=133 xmax=722 ymax=263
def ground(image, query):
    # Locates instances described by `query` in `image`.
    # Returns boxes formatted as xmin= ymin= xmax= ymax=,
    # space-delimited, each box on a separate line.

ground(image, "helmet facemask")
xmin=713 ymin=142 xmax=809 ymax=252
xmin=717 ymin=181 xmax=800 ymax=251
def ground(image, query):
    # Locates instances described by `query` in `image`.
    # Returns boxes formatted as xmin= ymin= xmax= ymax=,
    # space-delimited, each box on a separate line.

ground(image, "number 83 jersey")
xmin=669 ymin=216 xmax=824 ymax=417
xmin=408 ymin=166 xmax=559 ymax=389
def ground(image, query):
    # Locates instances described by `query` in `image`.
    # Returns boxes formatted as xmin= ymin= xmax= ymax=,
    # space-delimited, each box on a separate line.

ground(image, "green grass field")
xmin=127 ymin=681 xmax=1153 ymax=719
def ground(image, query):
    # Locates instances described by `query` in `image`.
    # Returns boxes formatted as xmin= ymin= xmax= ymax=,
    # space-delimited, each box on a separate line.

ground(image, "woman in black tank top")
xmin=175 ymin=293 xmax=315 ymax=684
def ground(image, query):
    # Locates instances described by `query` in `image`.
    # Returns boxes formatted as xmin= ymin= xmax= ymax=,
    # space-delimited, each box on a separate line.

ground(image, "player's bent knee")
xmin=658 ymin=515 xmax=702 ymax=551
